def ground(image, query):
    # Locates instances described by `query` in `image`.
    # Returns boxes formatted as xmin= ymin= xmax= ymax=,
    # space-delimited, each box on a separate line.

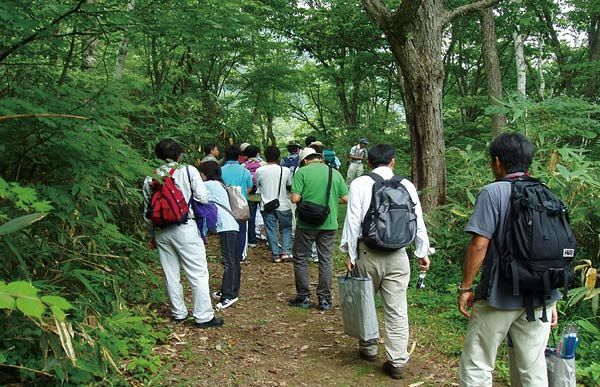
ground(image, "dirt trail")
xmin=154 ymin=237 xmax=459 ymax=386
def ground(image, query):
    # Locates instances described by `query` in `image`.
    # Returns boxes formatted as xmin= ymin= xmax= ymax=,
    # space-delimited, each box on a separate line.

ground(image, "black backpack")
xmin=500 ymin=176 xmax=576 ymax=322
xmin=361 ymin=174 xmax=417 ymax=251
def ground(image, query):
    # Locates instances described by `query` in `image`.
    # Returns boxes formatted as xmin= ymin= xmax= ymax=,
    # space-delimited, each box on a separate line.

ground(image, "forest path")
xmin=152 ymin=236 xmax=459 ymax=386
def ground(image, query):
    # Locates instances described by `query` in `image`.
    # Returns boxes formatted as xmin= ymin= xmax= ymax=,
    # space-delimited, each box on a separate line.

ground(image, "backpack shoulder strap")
xmin=367 ymin=172 xmax=384 ymax=184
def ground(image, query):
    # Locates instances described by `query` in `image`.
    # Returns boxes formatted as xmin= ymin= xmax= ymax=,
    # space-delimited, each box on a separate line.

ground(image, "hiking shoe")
xmin=248 ymin=243 xmax=257 ymax=248
xmin=280 ymin=253 xmax=292 ymax=262
xmin=383 ymin=361 xmax=403 ymax=379
xmin=272 ymin=256 xmax=282 ymax=263
xmin=317 ymin=298 xmax=332 ymax=311
xmin=288 ymin=295 xmax=311 ymax=309
xmin=212 ymin=291 xmax=222 ymax=300
xmin=216 ymin=297 xmax=238 ymax=311
xmin=194 ymin=316 xmax=224 ymax=329
xmin=171 ymin=316 xmax=188 ymax=323
xmin=359 ymin=351 xmax=378 ymax=362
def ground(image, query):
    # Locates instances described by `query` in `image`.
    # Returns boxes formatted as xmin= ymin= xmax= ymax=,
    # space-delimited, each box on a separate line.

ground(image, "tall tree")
xmin=361 ymin=0 xmax=501 ymax=211
xmin=480 ymin=7 xmax=507 ymax=134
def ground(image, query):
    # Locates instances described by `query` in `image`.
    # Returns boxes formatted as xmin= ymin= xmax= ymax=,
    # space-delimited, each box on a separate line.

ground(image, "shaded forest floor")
xmin=150 ymin=236 xmax=461 ymax=386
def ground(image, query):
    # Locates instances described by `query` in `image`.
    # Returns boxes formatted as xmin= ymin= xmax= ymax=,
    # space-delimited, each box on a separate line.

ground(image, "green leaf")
xmin=42 ymin=295 xmax=73 ymax=310
xmin=5 ymin=281 xmax=38 ymax=297
xmin=466 ymin=190 xmax=476 ymax=206
xmin=556 ymin=164 xmax=571 ymax=181
xmin=50 ymin=305 xmax=66 ymax=321
xmin=0 ymin=213 xmax=47 ymax=236
xmin=0 ymin=294 xmax=16 ymax=309
xmin=16 ymin=297 xmax=46 ymax=319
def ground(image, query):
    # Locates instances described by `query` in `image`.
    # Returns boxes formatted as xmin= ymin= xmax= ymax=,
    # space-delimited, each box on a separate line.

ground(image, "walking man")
xmin=143 ymin=139 xmax=223 ymax=328
xmin=458 ymin=133 xmax=558 ymax=386
xmin=256 ymin=146 xmax=293 ymax=263
xmin=347 ymin=138 xmax=369 ymax=185
xmin=289 ymin=147 xmax=348 ymax=311
xmin=340 ymin=143 xmax=430 ymax=379
xmin=221 ymin=145 xmax=253 ymax=262
xmin=201 ymin=143 xmax=220 ymax=164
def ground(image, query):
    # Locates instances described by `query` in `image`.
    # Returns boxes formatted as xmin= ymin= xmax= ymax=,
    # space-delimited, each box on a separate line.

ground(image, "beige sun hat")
xmin=298 ymin=147 xmax=321 ymax=164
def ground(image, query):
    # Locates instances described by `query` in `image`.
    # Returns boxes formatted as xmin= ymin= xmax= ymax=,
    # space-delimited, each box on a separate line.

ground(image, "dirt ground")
xmin=153 ymin=236 xmax=460 ymax=386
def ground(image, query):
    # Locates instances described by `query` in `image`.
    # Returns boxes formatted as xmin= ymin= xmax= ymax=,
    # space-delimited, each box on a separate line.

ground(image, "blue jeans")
xmin=248 ymin=201 xmax=259 ymax=245
xmin=262 ymin=209 xmax=292 ymax=259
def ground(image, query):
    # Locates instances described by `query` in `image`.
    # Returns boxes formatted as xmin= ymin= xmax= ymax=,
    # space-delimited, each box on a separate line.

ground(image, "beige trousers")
xmin=459 ymin=300 xmax=553 ymax=387
xmin=355 ymin=242 xmax=411 ymax=368
xmin=346 ymin=162 xmax=364 ymax=185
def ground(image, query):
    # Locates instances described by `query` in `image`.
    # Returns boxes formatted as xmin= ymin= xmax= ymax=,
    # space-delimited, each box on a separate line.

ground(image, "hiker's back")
xmin=361 ymin=173 xmax=417 ymax=250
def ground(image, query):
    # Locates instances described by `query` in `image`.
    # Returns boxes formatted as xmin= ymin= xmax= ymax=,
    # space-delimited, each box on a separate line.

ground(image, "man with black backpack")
xmin=340 ymin=143 xmax=431 ymax=379
xmin=458 ymin=133 xmax=574 ymax=386
xmin=143 ymin=139 xmax=223 ymax=329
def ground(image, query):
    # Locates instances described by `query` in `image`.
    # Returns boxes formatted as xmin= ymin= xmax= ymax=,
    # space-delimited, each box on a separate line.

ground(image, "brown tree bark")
xmin=480 ymin=7 xmax=507 ymax=135
xmin=362 ymin=0 xmax=501 ymax=211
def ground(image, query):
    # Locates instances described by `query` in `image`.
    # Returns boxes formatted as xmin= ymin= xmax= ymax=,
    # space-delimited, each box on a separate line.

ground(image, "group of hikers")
xmin=143 ymin=132 xmax=572 ymax=385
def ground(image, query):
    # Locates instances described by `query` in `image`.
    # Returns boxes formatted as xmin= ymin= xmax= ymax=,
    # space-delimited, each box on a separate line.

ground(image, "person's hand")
xmin=147 ymin=237 xmax=156 ymax=250
xmin=458 ymin=291 xmax=474 ymax=318
xmin=417 ymin=256 xmax=430 ymax=272
xmin=345 ymin=257 xmax=353 ymax=272
xmin=551 ymin=304 xmax=558 ymax=327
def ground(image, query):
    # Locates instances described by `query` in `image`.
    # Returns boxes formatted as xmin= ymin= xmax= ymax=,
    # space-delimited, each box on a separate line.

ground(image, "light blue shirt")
xmin=221 ymin=161 xmax=253 ymax=199
xmin=204 ymin=181 xmax=239 ymax=233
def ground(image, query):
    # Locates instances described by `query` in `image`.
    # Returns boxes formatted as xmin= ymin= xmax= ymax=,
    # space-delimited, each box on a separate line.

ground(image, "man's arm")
xmin=339 ymin=195 xmax=348 ymax=204
xmin=458 ymin=234 xmax=490 ymax=318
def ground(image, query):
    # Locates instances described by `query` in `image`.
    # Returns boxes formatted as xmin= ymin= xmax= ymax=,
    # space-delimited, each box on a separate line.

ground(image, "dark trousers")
xmin=292 ymin=229 xmax=336 ymax=301
xmin=219 ymin=231 xmax=240 ymax=299
xmin=248 ymin=201 xmax=259 ymax=245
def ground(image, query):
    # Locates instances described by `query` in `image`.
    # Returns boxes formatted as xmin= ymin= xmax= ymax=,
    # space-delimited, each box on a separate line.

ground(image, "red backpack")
xmin=146 ymin=168 xmax=189 ymax=228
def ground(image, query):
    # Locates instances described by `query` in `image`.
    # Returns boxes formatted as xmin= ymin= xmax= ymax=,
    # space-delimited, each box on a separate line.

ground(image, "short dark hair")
xmin=368 ymin=144 xmax=395 ymax=167
xmin=305 ymin=135 xmax=317 ymax=146
xmin=224 ymin=145 xmax=241 ymax=161
xmin=198 ymin=161 xmax=222 ymax=182
xmin=203 ymin=143 xmax=217 ymax=156
xmin=490 ymin=132 xmax=535 ymax=173
xmin=264 ymin=146 xmax=280 ymax=162
xmin=244 ymin=145 xmax=259 ymax=158
xmin=155 ymin=139 xmax=182 ymax=161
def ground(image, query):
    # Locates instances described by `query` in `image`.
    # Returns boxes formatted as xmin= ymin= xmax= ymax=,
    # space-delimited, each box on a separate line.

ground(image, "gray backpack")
xmin=361 ymin=174 xmax=417 ymax=251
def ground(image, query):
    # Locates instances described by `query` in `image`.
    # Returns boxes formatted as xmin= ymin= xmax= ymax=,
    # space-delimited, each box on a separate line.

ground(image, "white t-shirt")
xmin=255 ymin=164 xmax=292 ymax=212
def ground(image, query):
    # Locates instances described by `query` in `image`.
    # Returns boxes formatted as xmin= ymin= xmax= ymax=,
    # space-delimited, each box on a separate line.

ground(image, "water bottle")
xmin=557 ymin=323 xmax=579 ymax=359
xmin=416 ymin=271 xmax=426 ymax=289
xmin=416 ymin=247 xmax=435 ymax=289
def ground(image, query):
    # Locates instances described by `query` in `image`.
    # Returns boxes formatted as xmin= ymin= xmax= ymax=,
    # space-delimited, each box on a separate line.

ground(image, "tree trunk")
xmin=362 ymin=0 xmax=501 ymax=211
xmin=479 ymin=7 xmax=507 ymax=135
xmin=115 ymin=0 xmax=135 ymax=79
xmin=513 ymin=26 xmax=526 ymax=97
xmin=584 ymin=13 xmax=600 ymax=99
xmin=82 ymin=0 xmax=99 ymax=69
xmin=363 ymin=1 xmax=447 ymax=210
xmin=537 ymin=37 xmax=546 ymax=99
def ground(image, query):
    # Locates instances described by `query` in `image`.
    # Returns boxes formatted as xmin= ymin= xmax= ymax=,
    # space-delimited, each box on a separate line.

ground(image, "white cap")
xmin=240 ymin=142 xmax=250 ymax=152
xmin=298 ymin=147 xmax=321 ymax=164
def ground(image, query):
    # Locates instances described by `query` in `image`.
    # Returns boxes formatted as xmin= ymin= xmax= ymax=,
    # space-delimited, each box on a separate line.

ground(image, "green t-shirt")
xmin=291 ymin=162 xmax=348 ymax=230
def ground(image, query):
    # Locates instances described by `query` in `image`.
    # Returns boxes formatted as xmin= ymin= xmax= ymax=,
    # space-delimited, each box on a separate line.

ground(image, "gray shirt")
xmin=466 ymin=180 xmax=560 ymax=309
